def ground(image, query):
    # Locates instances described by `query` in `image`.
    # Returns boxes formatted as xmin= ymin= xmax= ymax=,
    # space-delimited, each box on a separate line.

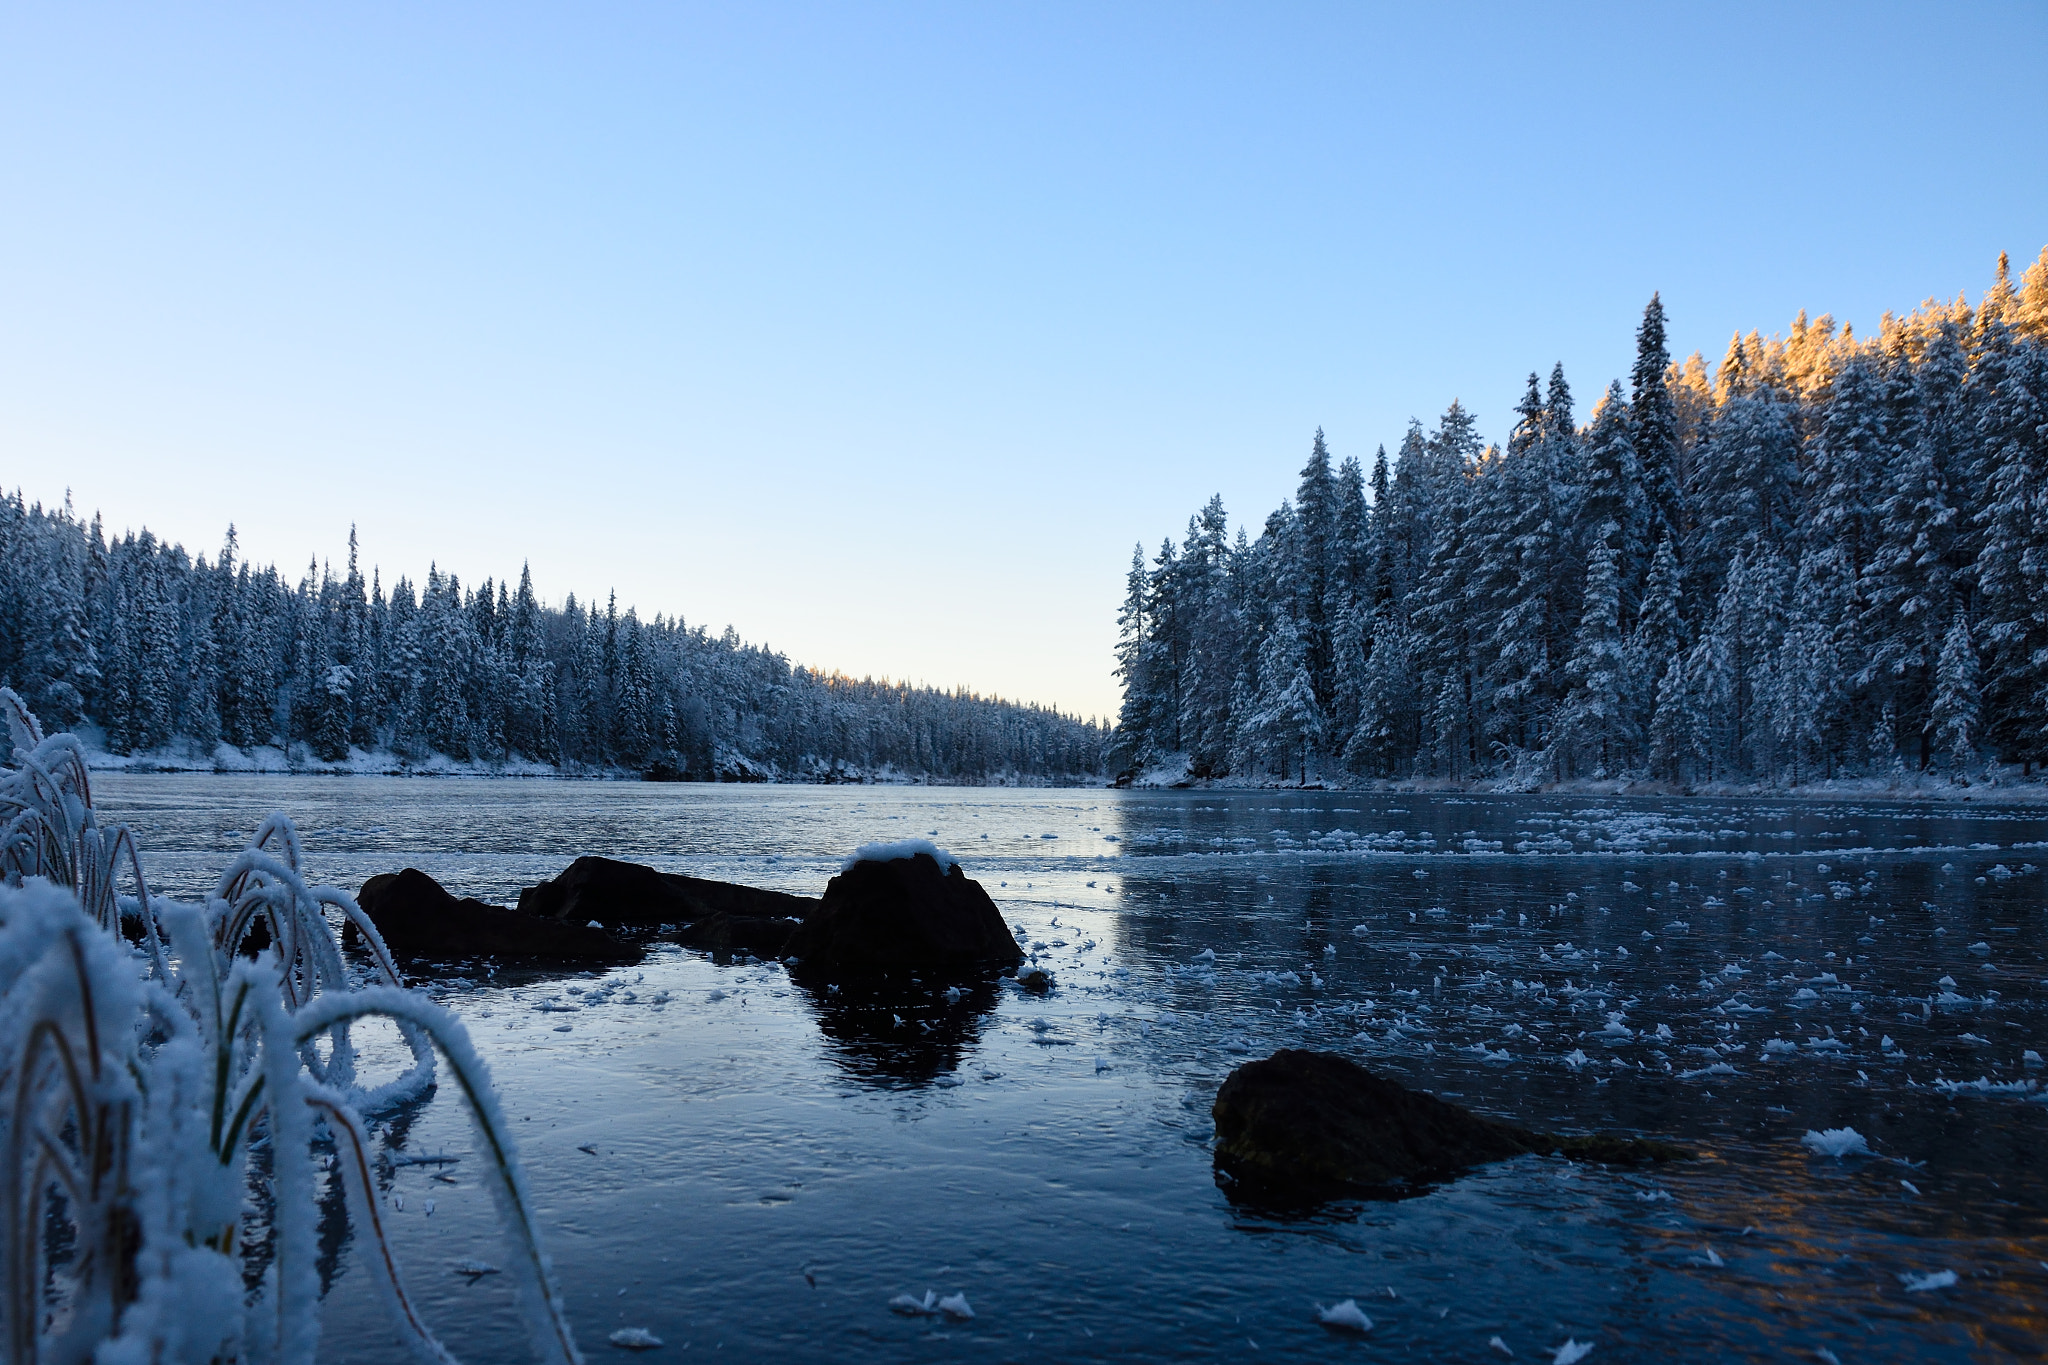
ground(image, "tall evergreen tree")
xmin=1631 ymin=293 xmax=1684 ymax=549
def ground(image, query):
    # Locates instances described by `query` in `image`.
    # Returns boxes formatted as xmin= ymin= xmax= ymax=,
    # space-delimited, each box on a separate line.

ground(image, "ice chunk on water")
xmin=609 ymin=1327 xmax=663 ymax=1349
xmin=1899 ymin=1270 xmax=1957 ymax=1291
xmin=1551 ymin=1340 xmax=1594 ymax=1364
xmin=889 ymin=1290 xmax=938 ymax=1315
xmin=1801 ymin=1128 xmax=1871 ymax=1158
xmin=1315 ymin=1299 xmax=1373 ymax=1331
xmin=938 ymin=1292 xmax=974 ymax=1320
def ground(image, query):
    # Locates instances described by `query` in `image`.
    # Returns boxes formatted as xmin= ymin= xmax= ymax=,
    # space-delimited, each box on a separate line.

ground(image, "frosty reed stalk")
xmin=0 ymin=688 xmax=583 ymax=1364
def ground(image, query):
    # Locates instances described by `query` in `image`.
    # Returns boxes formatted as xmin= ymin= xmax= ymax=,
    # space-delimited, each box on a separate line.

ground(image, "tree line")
xmin=1112 ymin=247 xmax=2048 ymax=787
xmin=0 ymin=513 xmax=1108 ymax=782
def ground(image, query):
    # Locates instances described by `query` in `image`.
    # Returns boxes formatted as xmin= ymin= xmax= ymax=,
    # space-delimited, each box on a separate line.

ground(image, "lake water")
xmin=96 ymin=776 xmax=2048 ymax=1362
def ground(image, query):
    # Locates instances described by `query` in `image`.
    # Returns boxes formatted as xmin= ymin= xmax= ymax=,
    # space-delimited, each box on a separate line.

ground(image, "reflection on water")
xmin=793 ymin=970 xmax=1007 ymax=1087
xmin=96 ymin=776 xmax=2048 ymax=1362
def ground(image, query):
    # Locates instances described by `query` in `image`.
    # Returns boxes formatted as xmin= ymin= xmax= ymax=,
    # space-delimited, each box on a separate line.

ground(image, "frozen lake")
xmin=97 ymin=776 xmax=2048 ymax=1362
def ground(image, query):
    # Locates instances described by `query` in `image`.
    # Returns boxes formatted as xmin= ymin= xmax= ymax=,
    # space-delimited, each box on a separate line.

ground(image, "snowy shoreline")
xmin=80 ymin=739 xmax=1104 ymax=787
xmin=1120 ymin=757 xmax=2048 ymax=804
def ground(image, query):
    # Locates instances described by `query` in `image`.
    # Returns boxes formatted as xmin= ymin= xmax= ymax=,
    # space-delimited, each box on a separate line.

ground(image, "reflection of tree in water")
xmin=792 ymin=969 xmax=1005 ymax=1087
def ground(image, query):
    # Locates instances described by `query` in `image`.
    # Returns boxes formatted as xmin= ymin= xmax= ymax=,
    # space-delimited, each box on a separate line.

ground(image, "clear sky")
xmin=4 ymin=3 xmax=2044 ymax=722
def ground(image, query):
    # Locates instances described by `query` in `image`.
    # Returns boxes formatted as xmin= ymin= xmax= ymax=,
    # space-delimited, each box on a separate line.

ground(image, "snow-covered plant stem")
xmin=0 ymin=691 xmax=583 ymax=1364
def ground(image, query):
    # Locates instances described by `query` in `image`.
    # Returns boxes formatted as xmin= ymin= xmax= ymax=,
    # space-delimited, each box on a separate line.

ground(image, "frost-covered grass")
xmin=0 ymin=690 xmax=581 ymax=1364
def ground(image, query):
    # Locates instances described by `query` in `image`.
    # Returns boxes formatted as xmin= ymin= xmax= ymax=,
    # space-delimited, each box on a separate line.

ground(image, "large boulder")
xmin=783 ymin=850 xmax=1022 ymax=976
xmin=353 ymin=869 xmax=637 ymax=965
xmin=1213 ymin=1049 xmax=1687 ymax=1200
xmin=517 ymin=855 xmax=817 ymax=929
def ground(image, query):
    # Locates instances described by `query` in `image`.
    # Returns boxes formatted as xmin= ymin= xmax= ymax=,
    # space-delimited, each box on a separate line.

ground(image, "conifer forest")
xmin=1111 ymin=248 xmax=2048 ymax=788
xmin=0 ymin=519 xmax=1107 ymax=782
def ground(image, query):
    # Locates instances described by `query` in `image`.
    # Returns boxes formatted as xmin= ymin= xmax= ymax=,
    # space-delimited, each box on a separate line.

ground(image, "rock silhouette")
xmin=352 ymin=868 xmax=636 ymax=965
xmin=783 ymin=852 xmax=1023 ymax=977
xmin=517 ymin=855 xmax=817 ymax=928
xmin=1212 ymin=1049 xmax=1688 ymax=1200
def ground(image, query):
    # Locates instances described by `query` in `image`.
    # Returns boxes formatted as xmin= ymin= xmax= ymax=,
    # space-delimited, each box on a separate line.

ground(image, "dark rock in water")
xmin=517 ymin=855 xmax=816 ymax=929
xmin=673 ymin=910 xmax=802 ymax=961
xmin=1212 ymin=1049 xmax=1688 ymax=1200
xmin=783 ymin=852 xmax=1022 ymax=977
xmin=353 ymin=869 xmax=637 ymax=965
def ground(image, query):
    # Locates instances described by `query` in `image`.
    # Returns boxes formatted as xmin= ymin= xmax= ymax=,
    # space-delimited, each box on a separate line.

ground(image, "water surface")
xmin=99 ymin=777 xmax=2048 ymax=1362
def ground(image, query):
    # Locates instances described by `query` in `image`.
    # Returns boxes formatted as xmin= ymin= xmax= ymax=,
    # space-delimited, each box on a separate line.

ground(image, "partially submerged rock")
xmin=352 ymin=869 xmax=637 ymax=965
xmin=516 ymin=855 xmax=816 ymax=929
xmin=1212 ymin=1049 xmax=1688 ymax=1200
xmin=672 ymin=909 xmax=802 ymax=960
xmin=783 ymin=851 xmax=1023 ymax=977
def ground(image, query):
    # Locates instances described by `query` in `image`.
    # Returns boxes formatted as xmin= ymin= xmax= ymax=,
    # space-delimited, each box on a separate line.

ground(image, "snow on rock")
xmin=846 ymin=839 xmax=958 ymax=872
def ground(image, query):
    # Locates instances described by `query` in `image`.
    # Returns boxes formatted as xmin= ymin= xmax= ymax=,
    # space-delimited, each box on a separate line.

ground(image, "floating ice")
xmin=889 ymin=1291 xmax=939 ymax=1316
xmin=609 ymin=1327 xmax=664 ymax=1349
xmin=1898 ymin=1270 xmax=1957 ymax=1292
xmin=1679 ymin=1062 xmax=1736 ymax=1079
xmin=1491 ymin=1336 xmax=1515 ymax=1356
xmin=452 ymin=1258 xmax=499 ymax=1277
xmin=1315 ymin=1300 xmax=1373 ymax=1332
xmin=1801 ymin=1128 xmax=1871 ymax=1158
xmin=1551 ymin=1340 xmax=1594 ymax=1364
xmin=938 ymin=1292 xmax=974 ymax=1320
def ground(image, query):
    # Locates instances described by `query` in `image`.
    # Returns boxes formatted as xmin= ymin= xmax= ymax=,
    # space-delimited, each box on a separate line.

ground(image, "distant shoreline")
xmin=1116 ymin=766 xmax=2048 ymax=806
xmin=81 ymin=744 xmax=1104 ymax=788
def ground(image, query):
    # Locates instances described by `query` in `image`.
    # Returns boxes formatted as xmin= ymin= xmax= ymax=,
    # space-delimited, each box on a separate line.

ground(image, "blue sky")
xmin=4 ymin=2 xmax=2044 ymax=721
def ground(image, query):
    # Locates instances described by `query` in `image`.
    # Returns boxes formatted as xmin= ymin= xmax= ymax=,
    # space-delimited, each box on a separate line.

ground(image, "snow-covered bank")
xmin=79 ymin=733 xmax=1103 ymax=786
xmin=1120 ymin=752 xmax=2048 ymax=804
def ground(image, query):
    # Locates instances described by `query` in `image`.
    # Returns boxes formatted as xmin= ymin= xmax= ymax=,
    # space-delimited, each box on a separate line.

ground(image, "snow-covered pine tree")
xmin=1863 ymin=323 xmax=1972 ymax=766
xmin=1968 ymin=316 xmax=2048 ymax=766
xmin=1577 ymin=380 xmax=1647 ymax=611
xmin=1631 ymin=293 xmax=1684 ymax=549
xmin=1293 ymin=430 xmax=1339 ymax=711
xmin=1931 ymin=610 xmax=1981 ymax=780
xmin=1342 ymin=610 xmax=1417 ymax=777
xmin=1247 ymin=611 xmax=1324 ymax=783
xmin=1554 ymin=538 xmax=1632 ymax=778
xmin=2016 ymin=245 xmax=2048 ymax=345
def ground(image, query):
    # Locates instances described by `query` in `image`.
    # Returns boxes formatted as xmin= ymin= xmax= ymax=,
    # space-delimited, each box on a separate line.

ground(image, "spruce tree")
xmin=1556 ymin=538 xmax=1631 ymax=778
xmin=1631 ymin=294 xmax=1684 ymax=548
xmin=1931 ymin=611 xmax=1981 ymax=779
